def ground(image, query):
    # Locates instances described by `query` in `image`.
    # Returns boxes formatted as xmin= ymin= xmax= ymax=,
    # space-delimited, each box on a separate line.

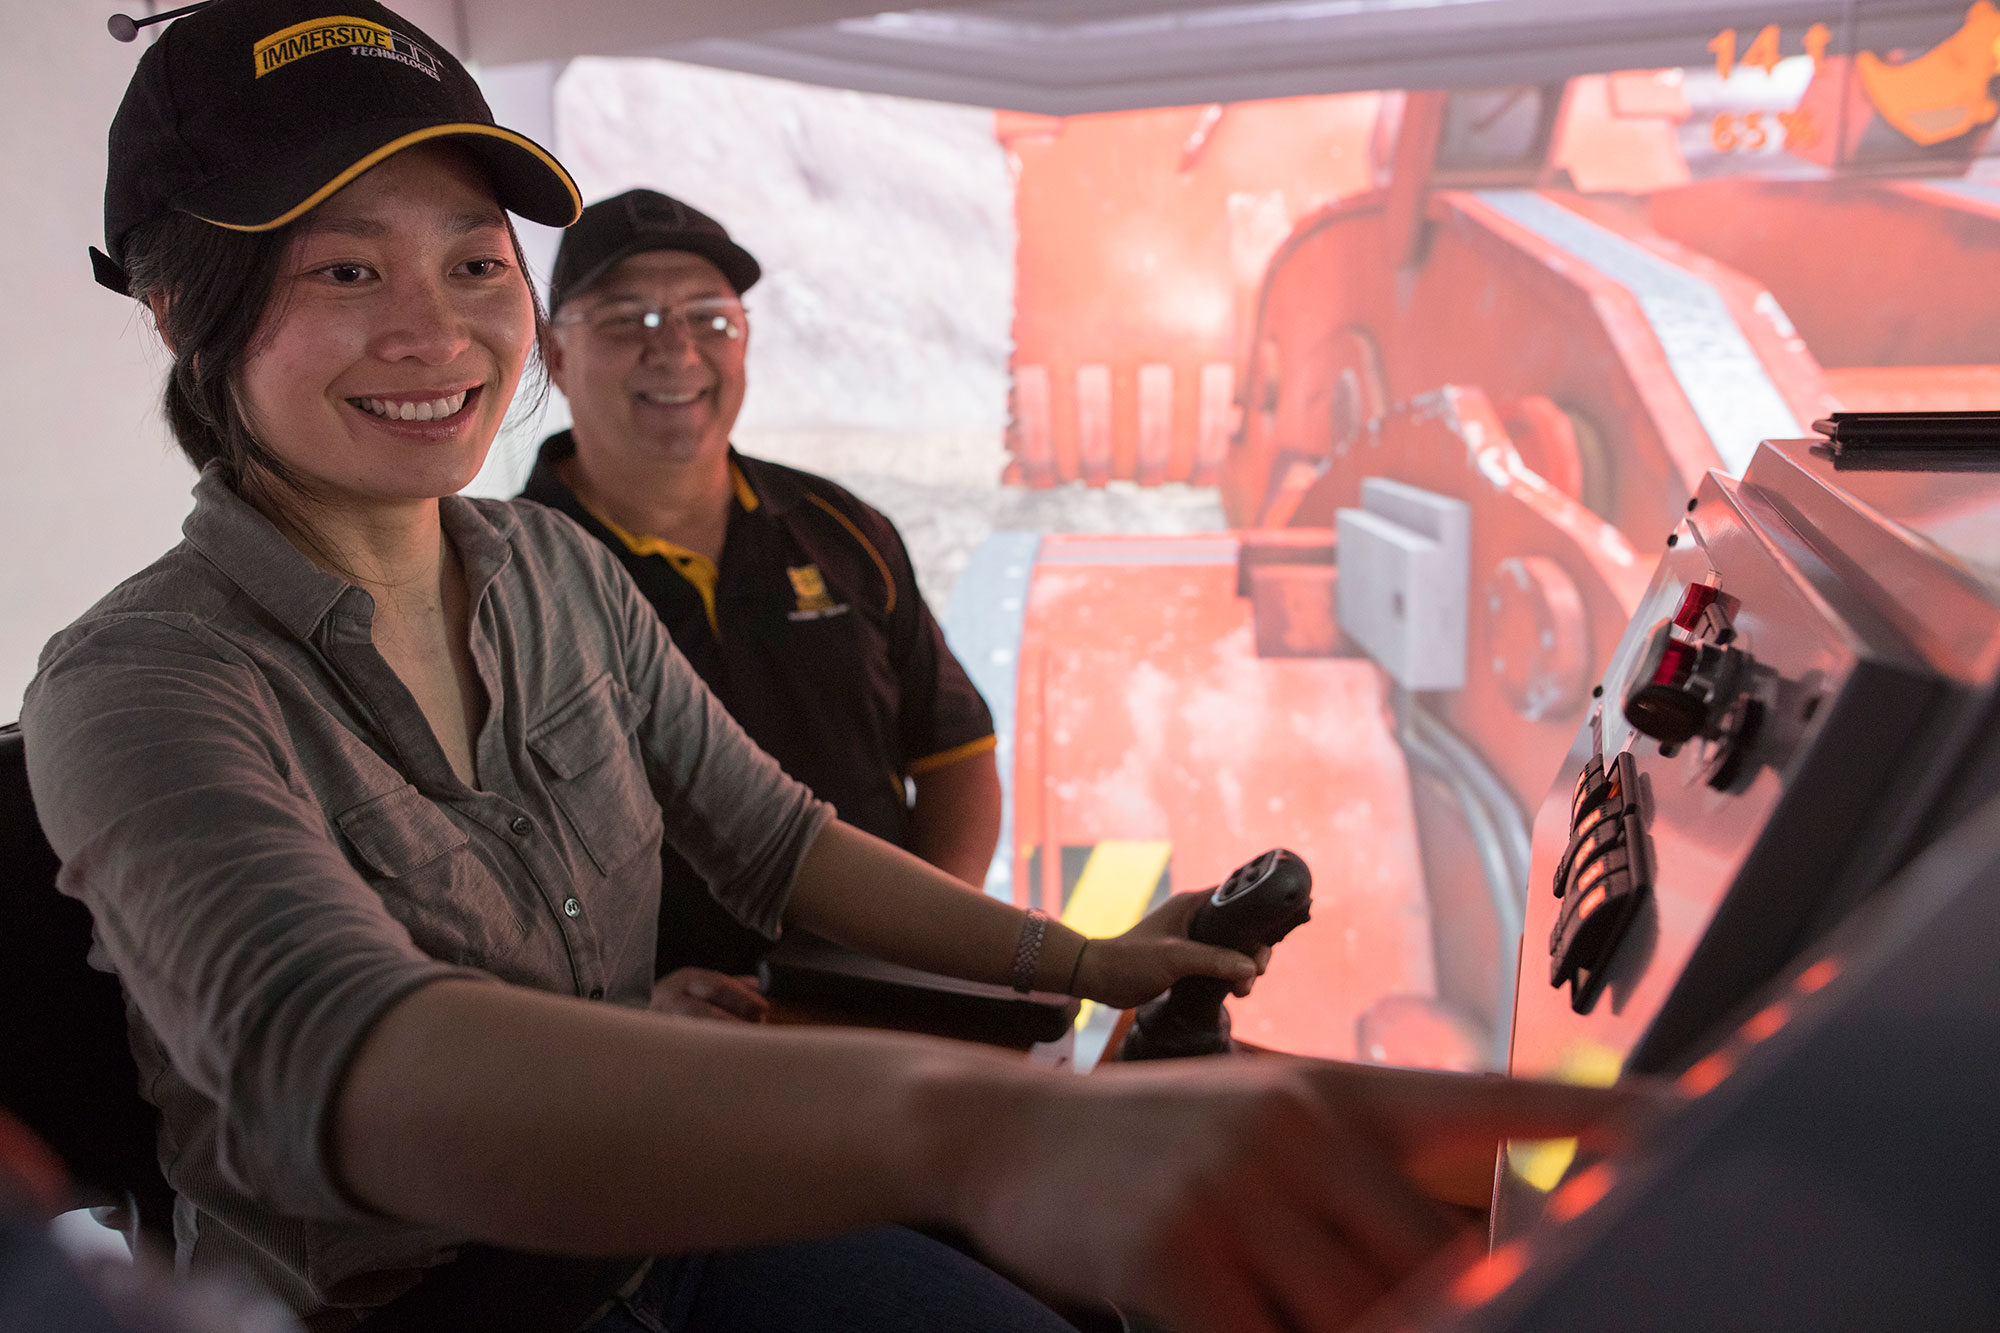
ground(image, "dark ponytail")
xmin=120 ymin=212 xmax=307 ymax=492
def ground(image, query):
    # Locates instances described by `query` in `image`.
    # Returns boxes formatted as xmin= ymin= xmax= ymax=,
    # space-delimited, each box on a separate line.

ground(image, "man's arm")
xmin=908 ymin=746 xmax=1003 ymax=888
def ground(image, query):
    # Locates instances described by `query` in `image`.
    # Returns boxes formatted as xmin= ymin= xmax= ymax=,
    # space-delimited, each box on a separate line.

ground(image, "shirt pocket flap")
xmin=336 ymin=785 xmax=470 ymax=879
xmin=527 ymin=673 xmax=643 ymax=780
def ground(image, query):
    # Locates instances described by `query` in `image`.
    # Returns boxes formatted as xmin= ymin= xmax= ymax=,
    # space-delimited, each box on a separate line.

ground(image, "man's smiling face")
xmin=549 ymin=249 xmax=748 ymax=470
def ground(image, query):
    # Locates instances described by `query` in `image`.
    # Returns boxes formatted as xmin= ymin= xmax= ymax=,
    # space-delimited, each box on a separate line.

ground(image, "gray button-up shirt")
xmin=21 ymin=468 xmax=832 ymax=1327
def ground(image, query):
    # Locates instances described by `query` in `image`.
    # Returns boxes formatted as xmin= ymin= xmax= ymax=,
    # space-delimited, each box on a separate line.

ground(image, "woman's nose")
xmin=373 ymin=273 xmax=474 ymax=365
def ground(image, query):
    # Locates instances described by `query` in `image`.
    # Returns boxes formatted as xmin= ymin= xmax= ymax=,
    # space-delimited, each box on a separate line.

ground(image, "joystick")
xmin=1116 ymin=848 xmax=1312 ymax=1060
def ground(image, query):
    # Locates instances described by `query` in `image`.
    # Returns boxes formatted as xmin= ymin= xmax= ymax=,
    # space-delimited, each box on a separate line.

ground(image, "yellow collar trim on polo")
xmin=191 ymin=123 xmax=582 ymax=234
xmin=572 ymin=463 xmax=755 ymax=637
xmin=578 ymin=500 xmax=722 ymax=636
xmin=731 ymin=462 xmax=760 ymax=513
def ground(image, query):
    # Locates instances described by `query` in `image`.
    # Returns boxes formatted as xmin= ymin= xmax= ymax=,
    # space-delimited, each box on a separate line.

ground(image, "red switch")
xmin=1673 ymin=582 xmax=1719 ymax=631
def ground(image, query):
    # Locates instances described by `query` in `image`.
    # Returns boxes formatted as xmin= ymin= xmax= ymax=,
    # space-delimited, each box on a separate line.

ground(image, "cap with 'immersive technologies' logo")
xmin=92 ymin=0 xmax=581 ymax=295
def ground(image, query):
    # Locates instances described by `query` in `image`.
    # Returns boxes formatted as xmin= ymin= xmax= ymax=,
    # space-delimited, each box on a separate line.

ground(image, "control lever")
xmin=1116 ymin=849 xmax=1312 ymax=1061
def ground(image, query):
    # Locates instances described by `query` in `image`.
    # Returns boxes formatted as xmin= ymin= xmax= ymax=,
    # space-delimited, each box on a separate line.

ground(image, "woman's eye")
xmin=461 ymin=258 xmax=510 ymax=278
xmin=320 ymin=263 xmax=373 ymax=284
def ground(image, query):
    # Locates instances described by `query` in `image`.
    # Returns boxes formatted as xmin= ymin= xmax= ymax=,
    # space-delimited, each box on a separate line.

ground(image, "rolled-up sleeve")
xmin=601 ymin=554 xmax=833 ymax=937
xmin=22 ymin=616 xmax=479 ymax=1222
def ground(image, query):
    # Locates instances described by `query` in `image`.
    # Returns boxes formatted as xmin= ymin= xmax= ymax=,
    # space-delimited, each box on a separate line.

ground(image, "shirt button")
xmin=563 ymin=897 xmax=581 ymax=919
xmin=588 ymin=987 xmax=605 ymax=1001
xmin=509 ymin=816 xmax=532 ymax=837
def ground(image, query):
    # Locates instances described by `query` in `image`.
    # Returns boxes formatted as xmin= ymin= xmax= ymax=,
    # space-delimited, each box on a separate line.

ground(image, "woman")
xmin=26 ymin=1 xmax=1632 ymax=1329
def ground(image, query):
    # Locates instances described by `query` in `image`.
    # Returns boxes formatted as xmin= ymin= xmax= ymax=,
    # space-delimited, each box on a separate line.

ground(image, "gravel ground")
xmin=734 ymin=429 xmax=1228 ymax=612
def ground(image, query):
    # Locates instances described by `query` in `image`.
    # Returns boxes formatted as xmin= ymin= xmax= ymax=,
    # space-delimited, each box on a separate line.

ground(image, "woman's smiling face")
xmin=236 ymin=143 xmax=536 ymax=508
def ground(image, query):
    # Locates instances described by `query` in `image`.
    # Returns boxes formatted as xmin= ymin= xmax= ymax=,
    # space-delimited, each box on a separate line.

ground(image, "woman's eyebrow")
xmin=304 ymin=210 xmax=509 ymax=240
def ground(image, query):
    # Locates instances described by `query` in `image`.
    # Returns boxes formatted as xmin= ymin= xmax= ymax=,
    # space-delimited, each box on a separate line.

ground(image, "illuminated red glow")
xmin=1741 ymin=1000 xmax=1791 ymax=1044
xmin=1449 ymin=1242 xmax=1529 ymax=1309
xmin=1678 ymin=1051 xmax=1734 ymax=1097
xmin=1573 ymin=884 xmax=1607 ymax=921
xmin=1547 ymin=1162 xmax=1616 ymax=1223
xmin=1795 ymin=957 xmax=1843 ymax=995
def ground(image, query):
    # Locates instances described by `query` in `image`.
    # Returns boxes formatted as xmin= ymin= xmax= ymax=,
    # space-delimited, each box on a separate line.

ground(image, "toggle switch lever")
xmin=1116 ymin=848 xmax=1312 ymax=1061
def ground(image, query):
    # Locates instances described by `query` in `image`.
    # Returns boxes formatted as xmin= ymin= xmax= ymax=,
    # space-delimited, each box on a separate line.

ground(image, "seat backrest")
xmin=0 ymin=722 xmax=172 ymax=1232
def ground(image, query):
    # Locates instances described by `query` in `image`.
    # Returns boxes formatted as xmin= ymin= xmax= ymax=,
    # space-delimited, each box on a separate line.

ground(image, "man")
xmin=521 ymin=189 xmax=1003 ymax=1021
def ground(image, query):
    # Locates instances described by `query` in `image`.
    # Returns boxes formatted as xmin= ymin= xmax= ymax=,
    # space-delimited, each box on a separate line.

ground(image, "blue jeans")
xmin=585 ymin=1226 xmax=1081 ymax=1333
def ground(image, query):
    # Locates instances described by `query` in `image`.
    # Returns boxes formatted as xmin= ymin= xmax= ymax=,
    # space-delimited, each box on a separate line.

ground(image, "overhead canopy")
xmin=442 ymin=0 xmax=1976 ymax=114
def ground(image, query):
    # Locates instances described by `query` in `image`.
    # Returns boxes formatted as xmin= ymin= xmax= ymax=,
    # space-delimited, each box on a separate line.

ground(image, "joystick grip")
xmin=1117 ymin=849 xmax=1313 ymax=1061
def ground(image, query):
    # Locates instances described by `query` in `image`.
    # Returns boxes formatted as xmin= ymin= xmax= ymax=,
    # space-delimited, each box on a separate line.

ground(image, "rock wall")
xmin=555 ymin=57 xmax=1017 ymax=437
xmin=540 ymin=58 xmax=1226 ymax=611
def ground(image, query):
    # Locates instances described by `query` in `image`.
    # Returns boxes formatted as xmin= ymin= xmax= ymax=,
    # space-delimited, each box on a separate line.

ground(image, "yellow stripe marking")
xmin=1063 ymin=840 xmax=1172 ymax=1033
xmin=193 ymin=124 xmax=581 ymax=233
xmin=1062 ymin=840 xmax=1171 ymax=939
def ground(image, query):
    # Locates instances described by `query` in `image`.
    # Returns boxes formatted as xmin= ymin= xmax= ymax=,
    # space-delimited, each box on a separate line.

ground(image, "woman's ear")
xmin=144 ymin=292 xmax=177 ymax=354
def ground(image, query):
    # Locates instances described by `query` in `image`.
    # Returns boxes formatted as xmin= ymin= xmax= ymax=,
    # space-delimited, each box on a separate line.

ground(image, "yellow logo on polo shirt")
xmin=787 ymin=565 xmax=837 ymax=614
xmin=253 ymin=16 xmax=443 ymax=81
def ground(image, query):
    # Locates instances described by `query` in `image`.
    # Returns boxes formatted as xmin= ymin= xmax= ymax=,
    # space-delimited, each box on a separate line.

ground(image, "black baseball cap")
xmin=92 ymin=0 xmax=581 ymax=295
xmin=548 ymin=190 xmax=762 ymax=314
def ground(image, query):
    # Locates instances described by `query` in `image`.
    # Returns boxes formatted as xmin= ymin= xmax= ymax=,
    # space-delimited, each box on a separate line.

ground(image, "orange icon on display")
xmin=1856 ymin=0 xmax=2000 ymax=146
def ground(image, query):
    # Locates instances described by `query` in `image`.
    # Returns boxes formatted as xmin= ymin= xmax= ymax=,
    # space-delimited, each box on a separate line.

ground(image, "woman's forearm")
xmin=785 ymin=820 xmax=1087 ymax=993
xmin=332 ymin=978 xmax=1032 ymax=1254
xmin=333 ymin=977 xmax=1652 ymax=1327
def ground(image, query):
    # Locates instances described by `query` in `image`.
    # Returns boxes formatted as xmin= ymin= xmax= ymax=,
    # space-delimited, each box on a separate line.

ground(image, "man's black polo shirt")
xmin=520 ymin=432 xmax=996 ymax=974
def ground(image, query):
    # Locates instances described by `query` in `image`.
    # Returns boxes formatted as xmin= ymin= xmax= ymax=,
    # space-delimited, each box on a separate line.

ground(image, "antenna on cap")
xmin=108 ymin=1 xmax=212 ymax=42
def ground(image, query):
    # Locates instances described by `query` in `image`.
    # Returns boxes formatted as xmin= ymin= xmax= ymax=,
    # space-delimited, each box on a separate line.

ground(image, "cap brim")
xmin=176 ymin=119 xmax=582 ymax=233
xmin=555 ymin=233 xmax=763 ymax=312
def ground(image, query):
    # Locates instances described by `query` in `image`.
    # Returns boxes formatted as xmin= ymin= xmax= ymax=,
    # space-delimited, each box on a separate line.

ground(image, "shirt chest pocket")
xmin=336 ymin=786 xmax=522 ymax=963
xmin=337 ymin=786 xmax=470 ymax=876
xmin=528 ymin=673 xmax=663 ymax=877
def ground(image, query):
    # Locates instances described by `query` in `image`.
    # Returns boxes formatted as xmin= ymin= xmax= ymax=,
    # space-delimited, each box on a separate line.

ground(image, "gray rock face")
xmin=555 ymin=57 xmax=1017 ymax=436
xmin=537 ymin=58 xmax=1229 ymax=610
xmin=736 ymin=429 xmax=1227 ymax=611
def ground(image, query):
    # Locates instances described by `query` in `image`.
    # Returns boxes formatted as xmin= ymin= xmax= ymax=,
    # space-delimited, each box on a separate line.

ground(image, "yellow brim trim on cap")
xmin=192 ymin=123 xmax=581 ymax=232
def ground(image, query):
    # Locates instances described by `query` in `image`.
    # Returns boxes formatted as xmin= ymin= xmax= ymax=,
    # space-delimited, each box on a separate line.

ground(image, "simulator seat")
xmin=0 ymin=721 xmax=173 ymax=1255
xmin=0 ymin=722 xmax=647 ymax=1330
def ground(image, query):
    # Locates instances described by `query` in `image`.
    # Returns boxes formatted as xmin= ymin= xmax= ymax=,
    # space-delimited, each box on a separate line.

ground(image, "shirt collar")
xmin=180 ymin=463 xmax=519 ymax=642
xmin=523 ymin=430 xmax=782 ymax=532
xmin=181 ymin=465 xmax=350 ymax=640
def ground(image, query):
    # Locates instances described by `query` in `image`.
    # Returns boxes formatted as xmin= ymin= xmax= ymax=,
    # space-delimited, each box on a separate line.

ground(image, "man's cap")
xmin=93 ymin=0 xmax=581 ymax=296
xmin=548 ymin=190 xmax=762 ymax=314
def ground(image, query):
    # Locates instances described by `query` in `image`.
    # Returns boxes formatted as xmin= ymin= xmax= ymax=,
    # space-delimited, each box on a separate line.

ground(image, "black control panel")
xmin=1548 ymin=748 xmax=1649 ymax=1014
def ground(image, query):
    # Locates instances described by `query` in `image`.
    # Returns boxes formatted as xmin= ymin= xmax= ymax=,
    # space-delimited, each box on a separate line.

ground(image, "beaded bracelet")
xmin=1009 ymin=908 xmax=1050 ymax=994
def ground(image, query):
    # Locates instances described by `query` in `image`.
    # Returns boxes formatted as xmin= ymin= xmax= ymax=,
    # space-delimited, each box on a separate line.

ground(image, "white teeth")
xmin=355 ymin=391 xmax=469 ymax=421
xmin=639 ymin=389 xmax=702 ymax=406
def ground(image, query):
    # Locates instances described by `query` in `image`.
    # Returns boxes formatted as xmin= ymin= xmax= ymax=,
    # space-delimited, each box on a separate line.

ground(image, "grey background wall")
xmin=1 ymin=2 xmax=198 ymax=718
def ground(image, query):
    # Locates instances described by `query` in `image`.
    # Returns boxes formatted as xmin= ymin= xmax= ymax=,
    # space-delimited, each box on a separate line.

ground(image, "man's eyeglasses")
xmin=555 ymin=297 xmax=747 ymax=347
